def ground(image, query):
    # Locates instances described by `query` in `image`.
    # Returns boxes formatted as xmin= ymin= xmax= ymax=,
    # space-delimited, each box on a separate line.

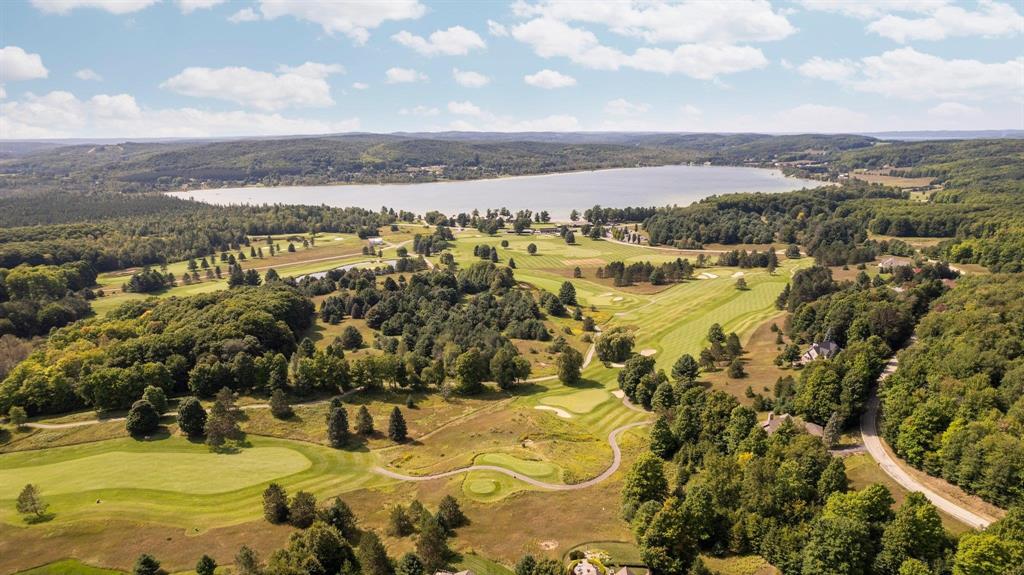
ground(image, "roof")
xmin=801 ymin=341 xmax=840 ymax=362
xmin=435 ymin=571 xmax=475 ymax=575
xmin=879 ymin=256 xmax=913 ymax=268
xmin=613 ymin=568 xmax=638 ymax=575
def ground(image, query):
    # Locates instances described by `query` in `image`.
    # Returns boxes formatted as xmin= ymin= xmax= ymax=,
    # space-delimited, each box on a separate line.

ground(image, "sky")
xmin=1 ymin=0 xmax=1022 ymax=139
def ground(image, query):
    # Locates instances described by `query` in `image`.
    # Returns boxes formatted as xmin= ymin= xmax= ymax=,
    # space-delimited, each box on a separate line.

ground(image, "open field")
xmin=2 ymin=228 xmax=804 ymax=573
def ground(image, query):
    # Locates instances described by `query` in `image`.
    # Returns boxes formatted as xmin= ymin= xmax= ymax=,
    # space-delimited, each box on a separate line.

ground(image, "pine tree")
xmin=388 ymin=504 xmax=414 ymax=537
xmin=388 ymin=406 xmax=408 ymax=442
xmin=416 ymin=517 xmax=451 ymax=573
xmin=195 ymin=555 xmax=217 ymax=575
xmin=328 ymin=405 xmax=350 ymax=447
xmin=16 ymin=484 xmax=48 ymax=519
xmin=515 ymin=555 xmax=537 ymax=575
xmin=288 ymin=491 xmax=317 ymax=528
xmin=649 ymin=417 xmax=677 ymax=459
xmin=397 ymin=553 xmax=426 ymax=575
xmin=671 ymin=354 xmax=700 ymax=383
xmin=356 ymin=531 xmax=392 ymax=575
xmin=235 ymin=545 xmax=262 ymax=575
xmin=319 ymin=497 xmax=360 ymax=543
xmin=262 ymin=483 xmax=289 ymax=524
xmin=436 ymin=494 xmax=466 ymax=531
xmin=269 ymin=388 xmax=292 ymax=419
xmin=558 ymin=281 xmax=578 ymax=305
xmin=355 ymin=405 xmax=374 ymax=435
xmin=823 ymin=411 xmax=842 ymax=449
xmin=132 ymin=554 xmax=162 ymax=575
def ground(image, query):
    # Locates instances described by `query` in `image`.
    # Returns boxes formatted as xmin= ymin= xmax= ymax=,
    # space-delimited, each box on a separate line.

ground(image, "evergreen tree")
xmin=437 ymin=494 xmax=467 ymax=531
xmin=132 ymin=554 xmax=162 ymax=575
xmin=16 ymin=484 xmax=48 ymax=519
xmin=823 ymin=411 xmax=842 ymax=449
xmin=818 ymin=458 xmax=848 ymax=501
xmin=388 ymin=504 xmax=414 ymax=537
xmin=235 ymin=546 xmax=262 ymax=575
xmin=672 ymin=354 xmax=700 ymax=383
xmin=558 ymin=281 xmax=578 ymax=305
xmin=727 ymin=358 xmax=746 ymax=378
xmin=263 ymin=483 xmax=289 ymax=524
xmin=556 ymin=346 xmax=584 ymax=385
xmin=340 ymin=325 xmax=363 ymax=349
xmin=319 ymin=497 xmax=360 ymax=543
xmin=356 ymin=531 xmax=392 ymax=575
xmin=416 ymin=517 xmax=451 ymax=573
xmin=195 ymin=555 xmax=217 ymax=575
xmin=397 ymin=553 xmax=426 ymax=575
xmin=328 ymin=405 xmax=350 ymax=447
xmin=622 ymin=452 xmax=668 ymax=518
xmin=269 ymin=388 xmax=293 ymax=419
xmin=515 ymin=555 xmax=537 ymax=575
xmin=176 ymin=396 xmax=207 ymax=437
xmin=355 ymin=405 xmax=374 ymax=435
xmin=649 ymin=416 xmax=677 ymax=459
xmin=289 ymin=491 xmax=317 ymax=528
xmin=389 ymin=407 xmax=408 ymax=442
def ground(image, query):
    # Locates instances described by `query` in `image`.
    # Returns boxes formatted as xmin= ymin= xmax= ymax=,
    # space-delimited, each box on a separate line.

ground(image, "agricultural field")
xmin=1 ymin=228 xmax=805 ymax=573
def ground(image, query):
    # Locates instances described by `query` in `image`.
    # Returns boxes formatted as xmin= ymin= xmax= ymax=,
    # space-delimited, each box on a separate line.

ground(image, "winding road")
xmin=373 ymin=419 xmax=651 ymax=490
xmin=860 ymin=353 xmax=996 ymax=529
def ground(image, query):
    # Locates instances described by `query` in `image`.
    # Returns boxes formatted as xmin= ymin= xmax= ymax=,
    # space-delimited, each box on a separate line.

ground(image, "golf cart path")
xmin=861 ymin=353 xmax=997 ymax=529
xmin=373 ymin=419 xmax=650 ymax=490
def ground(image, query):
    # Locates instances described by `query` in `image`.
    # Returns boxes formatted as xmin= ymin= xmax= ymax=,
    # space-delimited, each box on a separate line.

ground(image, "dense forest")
xmin=880 ymin=274 xmax=1024 ymax=508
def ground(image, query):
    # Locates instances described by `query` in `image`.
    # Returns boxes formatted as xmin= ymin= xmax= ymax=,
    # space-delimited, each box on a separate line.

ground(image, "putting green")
xmin=466 ymin=479 xmax=500 ymax=496
xmin=540 ymin=389 xmax=611 ymax=414
xmin=0 ymin=447 xmax=311 ymax=498
xmin=475 ymin=453 xmax=561 ymax=480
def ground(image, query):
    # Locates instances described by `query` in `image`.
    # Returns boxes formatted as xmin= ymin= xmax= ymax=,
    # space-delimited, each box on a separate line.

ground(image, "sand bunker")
xmin=612 ymin=296 xmax=624 ymax=302
xmin=731 ymin=271 xmax=745 ymax=278
xmin=639 ymin=349 xmax=657 ymax=357
xmin=610 ymin=362 xmax=626 ymax=368
xmin=534 ymin=405 xmax=572 ymax=419
xmin=600 ymin=292 xmax=613 ymax=297
xmin=612 ymin=390 xmax=625 ymax=399
xmin=698 ymin=272 xmax=719 ymax=279
xmin=540 ymin=541 xmax=559 ymax=550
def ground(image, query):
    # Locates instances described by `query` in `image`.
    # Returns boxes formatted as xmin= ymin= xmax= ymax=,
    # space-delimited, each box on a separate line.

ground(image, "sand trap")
xmin=610 ymin=362 xmax=626 ymax=368
xmin=639 ymin=349 xmax=657 ymax=357
xmin=540 ymin=541 xmax=559 ymax=550
xmin=731 ymin=271 xmax=745 ymax=278
xmin=698 ymin=272 xmax=719 ymax=279
xmin=600 ymin=292 xmax=613 ymax=297
xmin=534 ymin=405 xmax=572 ymax=419
xmin=612 ymin=296 xmax=624 ymax=302
xmin=612 ymin=390 xmax=625 ymax=399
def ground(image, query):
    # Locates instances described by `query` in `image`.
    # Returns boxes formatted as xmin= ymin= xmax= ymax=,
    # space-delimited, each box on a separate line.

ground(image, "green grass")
xmin=456 ymin=553 xmax=516 ymax=575
xmin=15 ymin=559 xmax=123 ymax=575
xmin=539 ymin=389 xmax=613 ymax=414
xmin=0 ymin=435 xmax=387 ymax=530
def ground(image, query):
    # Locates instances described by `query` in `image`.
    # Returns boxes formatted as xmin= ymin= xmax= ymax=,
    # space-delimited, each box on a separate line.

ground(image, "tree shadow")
xmin=131 ymin=428 xmax=172 ymax=442
xmin=565 ymin=378 xmax=604 ymax=389
xmin=23 ymin=512 xmax=56 ymax=525
xmin=0 ymin=427 xmax=11 ymax=444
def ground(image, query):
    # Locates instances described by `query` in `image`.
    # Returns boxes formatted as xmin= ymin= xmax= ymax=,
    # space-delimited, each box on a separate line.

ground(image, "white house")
xmin=800 ymin=341 xmax=840 ymax=364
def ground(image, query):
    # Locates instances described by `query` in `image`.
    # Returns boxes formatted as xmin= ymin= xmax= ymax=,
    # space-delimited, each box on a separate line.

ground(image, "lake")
xmin=168 ymin=165 xmax=821 ymax=218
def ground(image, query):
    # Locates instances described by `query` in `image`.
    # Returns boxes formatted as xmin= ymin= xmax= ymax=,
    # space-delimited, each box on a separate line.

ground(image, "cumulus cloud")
xmin=799 ymin=0 xmax=1023 ymax=43
xmin=523 ymin=69 xmax=576 ymax=88
xmin=0 ymin=46 xmax=49 ymax=82
xmin=447 ymin=100 xmax=483 ymax=116
xmin=399 ymin=105 xmax=439 ymax=117
xmin=452 ymin=68 xmax=490 ymax=87
xmin=487 ymin=19 xmax=508 ymax=37
xmin=512 ymin=0 xmax=795 ymax=43
xmin=177 ymin=0 xmax=225 ymax=14
xmin=352 ymin=82 xmax=369 ymax=90
xmin=0 ymin=90 xmax=359 ymax=138
xmin=797 ymin=56 xmax=856 ymax=82
xmin=161 ymin=62 xmax=343 ymax=111
xmin=392 ymin=26 xmax=486 ymax=56
xmin=228 ymin=7 xmax=259 ymax=23
xmin=30 ymin=0 xmax=158 ymax=14
xmin=510 ymin=18 xmax=767 ymax=78
xmin=385 ymin=67 xmax=427 ymax=84
xmin=604 ymin=98 xmax=650 ymax=116
xmin=74 ymin=68 xmax=102 ymax=81
xmin=799 ymin=48 xmax=1024 ymax=101
xmin=927 ymin=102 xmax=982 ymax=118
xmin=257 ymin=0 xmax=425 ymax=44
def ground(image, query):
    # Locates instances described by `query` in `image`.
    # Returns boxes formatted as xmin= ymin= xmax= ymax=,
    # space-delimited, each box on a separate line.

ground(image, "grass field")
xmin=3 ymin=227 xmax=805 ymax=573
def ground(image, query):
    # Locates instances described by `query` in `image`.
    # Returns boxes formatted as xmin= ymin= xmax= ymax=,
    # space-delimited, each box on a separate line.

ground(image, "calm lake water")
xmin=169 ymin=165 xmax=820 ymax=218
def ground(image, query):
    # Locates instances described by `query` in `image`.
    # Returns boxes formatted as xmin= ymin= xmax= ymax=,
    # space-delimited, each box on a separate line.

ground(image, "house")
xmin=762 ymin=413 xmax=824 ymax=437
xmin=878 ymin=256 xmax=913 ymax=271
xmin=800 ymin=341 xmax=840 ymax=364
xmin=434 ymin=570 xmax=475 ymax=575
xmin=366 ymin=237 xmax=384 ymax=246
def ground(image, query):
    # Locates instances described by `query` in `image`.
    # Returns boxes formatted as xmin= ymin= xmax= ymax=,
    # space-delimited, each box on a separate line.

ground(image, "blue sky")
xmin=1 ymin=0 xmax=1022 ymax=138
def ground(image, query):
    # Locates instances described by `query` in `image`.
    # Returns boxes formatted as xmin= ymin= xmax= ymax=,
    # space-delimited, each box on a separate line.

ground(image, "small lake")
xmin=169 ymin=165 xmax=820 ymax=218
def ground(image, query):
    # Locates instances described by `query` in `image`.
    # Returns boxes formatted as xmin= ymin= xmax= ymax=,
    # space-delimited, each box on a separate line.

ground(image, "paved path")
xmin=373 ymin=419 xmax=650 ymax=490
xmin=860 ymin=354 xmax=995 ymax=529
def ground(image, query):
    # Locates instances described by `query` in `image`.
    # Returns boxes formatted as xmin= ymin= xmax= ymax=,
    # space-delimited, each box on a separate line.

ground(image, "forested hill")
xmin=0 ymin=133 xmax=878 ymax=196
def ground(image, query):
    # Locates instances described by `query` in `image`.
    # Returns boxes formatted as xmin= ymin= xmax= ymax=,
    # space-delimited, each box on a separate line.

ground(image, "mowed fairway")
xmin=0 ymin=435 xmax=388 ymax=530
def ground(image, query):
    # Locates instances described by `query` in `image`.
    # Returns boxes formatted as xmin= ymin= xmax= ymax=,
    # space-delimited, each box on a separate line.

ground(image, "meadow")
xmin=1 ymin=227 xmax=806 ymax=573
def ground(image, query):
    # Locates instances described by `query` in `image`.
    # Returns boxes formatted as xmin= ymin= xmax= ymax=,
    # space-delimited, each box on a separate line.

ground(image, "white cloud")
xmin=228 ymin=7 xmax=259 ymax=23
xmin=257 ymin=0 xmax=425 ymax=45
xmin=30 ymin=0 xmax=158 ymax=14
xmin=385 ymin=67 xmax=427 ymax=84
xmin=510 ymin=18 xmax=767 ymax=78
xmin=0 ymin=90 xmax=359 ymax=139
xmin=867 ymin=2 xmax=1024 ymax=43
xmin=177 ymin=0 xmax=225 ymax=14
xmin=399 ymin=105 xmax=439 ymax=117
xmin=74 ymin=68 xmax=103 ymax=81
xmin=766 ymin=104 xmax=869 ymax=133
xmin=452 ymin=68 xmax=490 ymax=87
xmin=392 ymin=26 xmax=486 ymax=56
xmin=927 ymin=102 xmax=982 ymax=118
xmin=352 ymin=82 xmax=369 ymax=90
xmin=799 ymin=0 xmax=1023 ymax=43
xmin=487 ymin=19 xmax=508 ymax=37
xmin=800 ymin=48 xmax=1024 ymax=101
xmin=523 ymin=69 xmax=576 ymax=88
xmin=797 ymin=56 xmax=856 ymax=82
xmin=450 ymin=114 xmax=580 ymax=132
xmin=447 ymin=100 xmax=483 ymax=116
xmin=512 ymin=0 xmax=796 ymax=44
xmin=161 ymin=62 xmax=343 ymax=111
xmin=0 ymin=46 xmax=49 ymax=82
xmin=679 ymin=104 xmax=702 ymax=118
xmin=604 ymin=98 xmax=650 ymax=116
